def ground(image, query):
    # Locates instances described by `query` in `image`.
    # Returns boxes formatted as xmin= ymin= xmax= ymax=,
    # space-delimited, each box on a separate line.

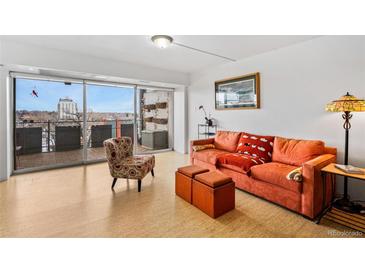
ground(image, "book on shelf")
xmin=334 ymin=164 xmax=365 ymax=175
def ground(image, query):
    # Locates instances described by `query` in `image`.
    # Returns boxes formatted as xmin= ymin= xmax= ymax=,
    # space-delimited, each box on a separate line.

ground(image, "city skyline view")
xmin=16 ymin=78 xmax=134 ymax=113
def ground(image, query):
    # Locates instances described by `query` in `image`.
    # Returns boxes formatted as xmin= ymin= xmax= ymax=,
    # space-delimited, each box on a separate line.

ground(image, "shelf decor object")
xmin=198 ymin=105 xmax=213 ymax=126
xmin=325 ymin=92 xmax=365 ymax=213
xmin=144 ymin=104 xmax=156 ymax=111
xmin=215 ymin=73 xmax=260 ymax=110
xmin=144 ymin=117 xmax=153 ymax=123
xmin=152 ymin=118 xmax=168 ymax=125
xmin=156 ymin=102 xmax=167 ymax=109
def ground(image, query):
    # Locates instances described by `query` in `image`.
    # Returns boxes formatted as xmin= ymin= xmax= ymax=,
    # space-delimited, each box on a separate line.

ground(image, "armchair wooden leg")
xmin=138 ymin=179 xmax=142 ymax=192
xmin=111 ymin=178 xmax=118 ymax=190
xmin=151 ymin=169 xmax=154 ymax=177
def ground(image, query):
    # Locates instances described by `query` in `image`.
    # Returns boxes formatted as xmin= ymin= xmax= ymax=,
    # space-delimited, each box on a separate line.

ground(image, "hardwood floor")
xmin=0 ymin=151 xmax=361 ymax=237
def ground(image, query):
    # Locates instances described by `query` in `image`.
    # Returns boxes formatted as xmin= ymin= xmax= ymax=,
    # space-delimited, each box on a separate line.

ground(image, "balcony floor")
xmin=16 ymin=145 xmax=152 ymax=170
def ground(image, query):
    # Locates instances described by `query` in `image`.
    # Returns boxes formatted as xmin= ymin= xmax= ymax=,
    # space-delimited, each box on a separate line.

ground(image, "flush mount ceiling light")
xmin=151 ymin=35 xmax=236 ymax=62
xmin=151 ymin=35 xmax=174 ymax=48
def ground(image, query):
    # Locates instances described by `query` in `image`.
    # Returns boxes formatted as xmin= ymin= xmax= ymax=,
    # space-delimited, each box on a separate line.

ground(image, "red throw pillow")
xmin=217 ymin=153 xmax=262 ymax=172
xmin=236 ymin=132 xmax=274 ymax=162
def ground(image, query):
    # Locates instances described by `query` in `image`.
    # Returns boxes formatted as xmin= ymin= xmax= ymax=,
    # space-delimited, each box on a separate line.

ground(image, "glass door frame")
xmin=11 ymin=72 xmax=175 ymax=174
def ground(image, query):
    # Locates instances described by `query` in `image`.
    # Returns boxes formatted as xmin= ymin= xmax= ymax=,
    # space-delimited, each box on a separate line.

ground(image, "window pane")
xmin=15 ymin=78 xmax=83 ymax=170
xmin=86 ymin=84 xmax=135 ymax=161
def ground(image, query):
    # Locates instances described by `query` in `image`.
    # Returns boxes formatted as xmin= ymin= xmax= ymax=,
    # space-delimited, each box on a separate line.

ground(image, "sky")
xmin=16 ymin=78 xmax=134 ymax=113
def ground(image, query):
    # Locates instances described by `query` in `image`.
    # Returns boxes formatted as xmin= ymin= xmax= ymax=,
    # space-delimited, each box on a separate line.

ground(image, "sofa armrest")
xmin=303 ymin=154 xmax=336 ymax=170
xmin=301 ymin=154 xmax=336 ymax=218
xmin=191 ymin=138 xmax=215 ymax=146
xmin=189 ymin=138 xmax=215 ymax=163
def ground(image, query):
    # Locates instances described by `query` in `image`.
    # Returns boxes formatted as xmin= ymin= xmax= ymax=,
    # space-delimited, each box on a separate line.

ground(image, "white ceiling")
xmin=1 ymin=35 xmax=319 ymax=73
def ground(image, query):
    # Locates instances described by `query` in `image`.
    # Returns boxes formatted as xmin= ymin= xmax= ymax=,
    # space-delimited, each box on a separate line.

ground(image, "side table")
xmin=317 ymin=163 xmax=365 ymax=224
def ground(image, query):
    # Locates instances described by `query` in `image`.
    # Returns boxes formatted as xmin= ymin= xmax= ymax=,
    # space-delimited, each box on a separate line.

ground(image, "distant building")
xmin=58 ymin=97 xmax=78 ymax=120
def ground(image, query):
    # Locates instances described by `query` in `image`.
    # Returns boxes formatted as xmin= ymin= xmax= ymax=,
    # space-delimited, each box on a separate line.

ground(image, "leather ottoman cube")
xmin=193 ymin=171 xmax=235 ymax=218
xmin=175 ymin=165 xmax=209 ymax=203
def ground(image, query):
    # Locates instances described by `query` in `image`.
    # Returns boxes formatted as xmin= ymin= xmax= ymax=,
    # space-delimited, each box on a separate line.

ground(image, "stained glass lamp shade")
xmin=326 ymin=92 xmax=365 ymax=112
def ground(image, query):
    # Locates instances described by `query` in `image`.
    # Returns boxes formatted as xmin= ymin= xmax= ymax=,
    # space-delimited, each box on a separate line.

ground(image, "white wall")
xmin=0 ymin=40 xmax=7 ymax=181
xmin=0 ymin=40 xmax=189 ymax=181
xmin=188 ymin=36 xmax=365 ymax=200
xmin=174 ymin=86 xmax=187 ymax=153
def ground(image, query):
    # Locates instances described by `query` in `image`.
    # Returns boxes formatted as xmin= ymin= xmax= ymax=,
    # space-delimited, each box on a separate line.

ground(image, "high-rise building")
xmin=58 ymin=97 xmax=78 ymax=120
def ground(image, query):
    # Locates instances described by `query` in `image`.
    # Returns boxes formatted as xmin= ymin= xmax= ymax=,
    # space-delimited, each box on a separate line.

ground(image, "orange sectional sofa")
xmin=190 ymin=130 xmax=337 ymax=219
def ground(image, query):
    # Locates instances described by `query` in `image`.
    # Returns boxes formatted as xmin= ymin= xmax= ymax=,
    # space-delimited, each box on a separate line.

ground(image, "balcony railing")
xmin=15 ymin=119 xmax=136 ymax=155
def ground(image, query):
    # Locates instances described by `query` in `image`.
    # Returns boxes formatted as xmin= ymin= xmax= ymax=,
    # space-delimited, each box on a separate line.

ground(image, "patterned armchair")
xmin=104 ymin=137 xmax=155 ymax=192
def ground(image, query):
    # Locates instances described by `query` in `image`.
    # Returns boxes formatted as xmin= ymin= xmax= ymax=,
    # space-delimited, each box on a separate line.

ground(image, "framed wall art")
xmin=215 ymin=72 xmax=260 ymax=110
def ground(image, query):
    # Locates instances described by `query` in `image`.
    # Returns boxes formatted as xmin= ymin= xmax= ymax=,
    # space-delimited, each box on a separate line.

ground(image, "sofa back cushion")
xmin=236 ymin=132 xmax=275 ymax=162
xmin=272 ymin=137 xmax=325 ymax=166
xmin=214 ymin=131 xmax=241 ymax=152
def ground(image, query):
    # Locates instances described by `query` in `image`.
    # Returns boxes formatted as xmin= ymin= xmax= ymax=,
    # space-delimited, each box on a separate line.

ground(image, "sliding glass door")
xmin=14 ymin=77 xmax=84 ymax=170
xmin=85 ymin=83 xmax=135 ymax=161
xmin=136 ymin=87 xmax=173 ymax=152
xmin=13 ymin=74 xmax=174 ymax=172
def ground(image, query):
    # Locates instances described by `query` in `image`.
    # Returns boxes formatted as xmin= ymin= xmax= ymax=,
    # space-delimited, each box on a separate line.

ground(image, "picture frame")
xmin=215 ymin=72 xmax=260 ymax=110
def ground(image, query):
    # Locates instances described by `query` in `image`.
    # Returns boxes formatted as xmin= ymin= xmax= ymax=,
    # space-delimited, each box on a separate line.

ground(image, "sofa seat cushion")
xmin=192 ymin=149 xmax=227 ymax=165
xmin=272 ymin=137 xmax=325 ymax=166
xmin=214 ymin=131 xmax=241 ymax=152
xmin=219 ymin=163 xmax=248 ymax=174
xmin=217 ymin=153 xmax=264 ymax=173
xmin=236 ymin=132 xmax=274 ymax=162
xmin=250 ymin=162 xmax=302 ymax=193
